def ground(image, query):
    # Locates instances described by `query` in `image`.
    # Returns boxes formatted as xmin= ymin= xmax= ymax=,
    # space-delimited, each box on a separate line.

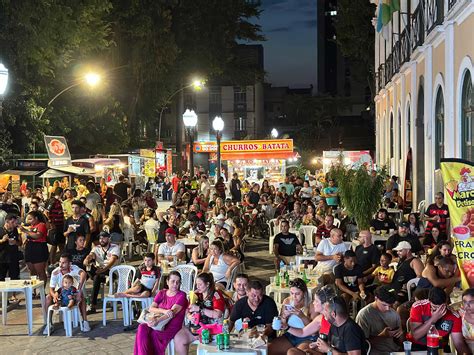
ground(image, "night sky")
xmin=257 ymin=0 xmax=317 ymax=88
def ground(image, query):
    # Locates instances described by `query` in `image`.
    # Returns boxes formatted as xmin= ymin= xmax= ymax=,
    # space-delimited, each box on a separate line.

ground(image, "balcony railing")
xmin=376 ymin=0 xmax=452 ymax=92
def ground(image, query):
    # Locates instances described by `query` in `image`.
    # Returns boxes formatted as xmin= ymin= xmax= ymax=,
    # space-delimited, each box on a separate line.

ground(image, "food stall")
xmin=322 ymin=150 xmax=374 ymax=173
xmin=70 ymin=158 xmax=124 ymax=185
xmin=194 ymin=139 xmax=295 ymax=185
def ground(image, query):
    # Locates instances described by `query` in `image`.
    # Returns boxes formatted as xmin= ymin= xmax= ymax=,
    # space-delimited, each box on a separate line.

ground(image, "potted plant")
xmin=329 ymin=162 xmax=386 ymax=230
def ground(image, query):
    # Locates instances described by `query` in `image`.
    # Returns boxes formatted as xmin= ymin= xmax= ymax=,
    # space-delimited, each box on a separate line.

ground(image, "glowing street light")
xmin=0 ymin=63 xmax=9 ymax=96
xmin=183 ymin=109 xmax=198 ymax=174
xmin=213 ymin=116 xmax=224 ymax=178
xmin=84 ymin=72 xmax=101 ymax=87
xmin=271 ymin=128 xmax=278 ymax=138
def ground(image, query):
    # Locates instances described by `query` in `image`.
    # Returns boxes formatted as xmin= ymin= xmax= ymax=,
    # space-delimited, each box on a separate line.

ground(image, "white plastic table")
xmin=295 ymin=253 xmax=316 ymax=266
xmin=266 ymin=277 xmax=319 ymax=304
xmin=197 ymin=338 xmax=267 ymax=355
xmin=0 ymin=280 xmax=46 ymax=335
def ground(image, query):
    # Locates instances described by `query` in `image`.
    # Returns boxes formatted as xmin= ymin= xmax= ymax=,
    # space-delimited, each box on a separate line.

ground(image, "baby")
xmin=372 ymin=252 xmax=395 ymax=285
xmin=54 ymin=275 xmax=77 ymax=309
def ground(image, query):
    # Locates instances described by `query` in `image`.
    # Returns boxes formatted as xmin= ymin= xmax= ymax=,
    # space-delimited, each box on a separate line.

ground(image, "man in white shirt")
xmin=85 ymin=181 xmax=101 ymax=212
xmin=43 ymin=253 xmax=89 ymax=334
xmin=21 ymin=187 xmax=32 ymax=218
xmin=200 ymin=175 xmax=211 ymax=199
xmin=84 ymin=231 xmax=120 ymax=313
xmin=157 ymin=228 xmax=185 ymax=262
xmin=315 ymin=228 xmax=347 ymax=274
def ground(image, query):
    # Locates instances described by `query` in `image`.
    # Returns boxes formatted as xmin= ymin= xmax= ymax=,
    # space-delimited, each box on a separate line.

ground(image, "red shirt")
xmin=320 ymin=315 xmax=331 ymax=335
xmin=172 ymin=176 xmax=181 ymax=193
xmin=409 ymin=300 xmax=461 ymax=346
xmin=29 ymin=222 xmax=48 ymax=243
xmin=315 ymin=225 xmax=335 ymax=239
xmin=424 ymin=203 xmax=449 ymax=237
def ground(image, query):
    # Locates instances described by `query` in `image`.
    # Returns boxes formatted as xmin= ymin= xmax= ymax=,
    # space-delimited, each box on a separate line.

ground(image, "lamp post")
xmin=183 ymin=109 xmax=198 ymax=175
xmin=212 ymin=116 xmax=224 ymax=178
xmin=157 ymin=79 xmax=204 ymax=143
xmin=271 ymin=128 xmax=278 ymax=138
xmin=0 ymin=63 xmax=9 ymax=116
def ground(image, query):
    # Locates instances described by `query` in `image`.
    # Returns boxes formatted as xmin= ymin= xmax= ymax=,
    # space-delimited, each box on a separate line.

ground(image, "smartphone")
xmin=285 ymin=304 xmax=295 ymax=311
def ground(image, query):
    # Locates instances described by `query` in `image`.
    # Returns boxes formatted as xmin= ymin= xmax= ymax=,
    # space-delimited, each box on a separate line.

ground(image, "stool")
xmin=46 ymin=305 xmax=81 ymax=337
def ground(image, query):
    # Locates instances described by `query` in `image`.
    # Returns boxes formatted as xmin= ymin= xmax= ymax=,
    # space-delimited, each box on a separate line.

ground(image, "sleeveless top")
xmin=210 ymin=254 xmax=228 ymax=284
xmin=392 ymin=257 xmax=417 ymax=291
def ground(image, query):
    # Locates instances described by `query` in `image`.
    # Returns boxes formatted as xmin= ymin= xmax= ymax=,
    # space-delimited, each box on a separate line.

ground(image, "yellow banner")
xmin=440 ymin=159 xmax=474 ymax=289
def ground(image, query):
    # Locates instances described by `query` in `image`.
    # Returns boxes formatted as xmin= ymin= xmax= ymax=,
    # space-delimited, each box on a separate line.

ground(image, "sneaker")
xmin=43 ymin=323 xmax=54 ymax=335
xmin=82 ymin=320 xmax=91 ymax=332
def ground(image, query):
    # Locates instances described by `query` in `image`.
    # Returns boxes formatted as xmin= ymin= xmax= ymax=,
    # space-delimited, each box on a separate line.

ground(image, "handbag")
xmin=137 ymin=308 xmax=172 ymax=331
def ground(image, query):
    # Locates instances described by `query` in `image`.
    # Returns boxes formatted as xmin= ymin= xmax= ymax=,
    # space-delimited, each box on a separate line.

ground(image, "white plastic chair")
xmin=123 ymin=225 xmax=139 ymax=260
xmin=226 ymin=266 xmax=239 ymax=291
xmin=127 ymin=296 xmax=154 ymax=325
xmin=102 ymin=265 xmax=136 ymax=326
xmin=144 ymin=223 xmax=158 ymax=253
xmin=333 ymin=218 xmax=341 ymax=227
xmin=46 ymin=305 xmax=81 ymax=337
xmin=344 ymin=241 xmax=353 ymax=251
xmin=299 ymin=225 xmax=317 ymax=249
xmin=407 ymin=277 xmax=420 ymax=301
xmin=174 ymin=264 xmax=198 ymax=294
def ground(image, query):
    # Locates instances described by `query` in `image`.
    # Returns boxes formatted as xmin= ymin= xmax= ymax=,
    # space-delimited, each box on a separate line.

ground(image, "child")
xmin=115 ymin=253 xmax=161 ymax=298
xmin=54 ymin=274 xmax=77 ymax=309
xmin=372 ymin=252 xmax=395 ymax=285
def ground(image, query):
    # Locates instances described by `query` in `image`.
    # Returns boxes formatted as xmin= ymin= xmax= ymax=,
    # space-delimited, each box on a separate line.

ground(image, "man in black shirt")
xmin=0 ymin=214 xmax=21 ymax=280
xmin=335 ymin=250 xmax=366 ymax=305
xmin=273 ymin=220 xmax=301 ymax=270
xmin=386 ymin=222 xmax=422 ymax=257
xmin=229 ymin=280 xmax=278 ymax=338
xmin=355 ymin=230 xmax=380 ymax=277
xmin=63 ymin=200 xmax=90 ymax=251
xmin=370 ymin=208 xmax=396 ymax=234
xmin=248 ymin=184 xmax=260 ymax=208
xmin=314 ymin=296 xmax=368 ymax=354
xmin=229 ymin=173 xmax=242 ymax=203
xmin=113 ymin=175 xmax=130 ymax=202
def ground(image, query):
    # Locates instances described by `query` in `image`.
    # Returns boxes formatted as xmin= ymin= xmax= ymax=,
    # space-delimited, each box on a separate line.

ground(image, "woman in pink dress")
xmin=134 ymin=271 xmax=188 ymax=355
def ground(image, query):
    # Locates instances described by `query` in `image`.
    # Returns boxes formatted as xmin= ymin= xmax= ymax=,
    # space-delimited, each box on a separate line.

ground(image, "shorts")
xmin=284 ymin=332 xmax=317 ymax=347
xmin=110 ymin=232 xmax=124 ymax=243
xmin=25 ymin=242 xmax=49 ymax=264
xmin=138 ymin=283 xmax=153 ymax=294
xmin=49 ymin=228 xmax=65 ymax=246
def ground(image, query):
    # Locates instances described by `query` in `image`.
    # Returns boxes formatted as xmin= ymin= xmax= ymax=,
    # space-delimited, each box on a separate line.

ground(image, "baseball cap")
xmin=165 ymin=227 xmax=177 ymax=236
xmin=392 ymin=241 xmax=412 ymax=251
xmin=98 ymin=231 xmax=111 ymax=238
xmin=399 ymin=221 xmax=410 ymax=228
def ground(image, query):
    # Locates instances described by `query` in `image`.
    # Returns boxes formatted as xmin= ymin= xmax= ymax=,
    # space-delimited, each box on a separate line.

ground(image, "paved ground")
xmin=0 ymin=201 xmax=275 ymax=354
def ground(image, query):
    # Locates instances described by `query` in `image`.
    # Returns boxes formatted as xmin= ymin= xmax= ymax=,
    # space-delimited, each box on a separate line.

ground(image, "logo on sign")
xmin=48 ymin=139 xmax=66 ymax=156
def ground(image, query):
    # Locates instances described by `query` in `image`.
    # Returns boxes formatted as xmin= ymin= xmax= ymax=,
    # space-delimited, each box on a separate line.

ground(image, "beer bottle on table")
xmin=427 ymin=324 xmax=440 ymax=355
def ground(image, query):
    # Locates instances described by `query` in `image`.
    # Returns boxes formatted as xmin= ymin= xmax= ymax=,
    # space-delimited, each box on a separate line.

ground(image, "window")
xmin=209 ymin=87 xmax=221 ymax=107
xmin=434 ymin=87 xmax=445 ymax=169
xmin=390 ymin=113 xmax=394 ymax=159
xmin=234 ymin=115 xmax=247 ymax=131
xmin=462 ymin=71 xmax=474 ymax=161
xmin=234 ymin=86 xmax=247 ymax=104
xmin=407 ymin=105 xmax=411 ymax=149
xmin=398 ymin=111 xmax=402 ymax=159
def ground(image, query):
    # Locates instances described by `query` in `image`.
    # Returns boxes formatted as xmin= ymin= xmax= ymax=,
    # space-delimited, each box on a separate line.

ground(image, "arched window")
xmin=407 ymin=105 xmax=411 ymax=149
xmin=390 ymin=113 xmax=394 ymax=159
xmin=462 ymin=71 xmax=474 ymax=161
xmin=398 ymin=110 xmax=402 ymax=159
xmin=434 ymin=87 xmax=444 ymax=169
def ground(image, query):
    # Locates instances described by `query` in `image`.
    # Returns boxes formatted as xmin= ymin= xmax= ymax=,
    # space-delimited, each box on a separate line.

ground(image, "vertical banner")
xmin=166 ymin=150 xmax=173 ymax=177
xmin=403 ymin=149 xmax=413 ymax=213
xmin=440 ymin=158 xmax=474 ymax=289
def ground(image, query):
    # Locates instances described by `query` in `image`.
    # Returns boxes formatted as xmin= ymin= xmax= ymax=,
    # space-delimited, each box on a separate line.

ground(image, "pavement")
xmin=0 ymin=200 xmax=275 ymax=354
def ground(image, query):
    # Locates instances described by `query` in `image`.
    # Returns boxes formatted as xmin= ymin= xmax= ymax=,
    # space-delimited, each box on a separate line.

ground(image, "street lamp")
xmin=157 ymin=78 xmax=205 ymax=142
xmin=38 ymin=71 xmax=101 ymax=121
xmin=183 ymin=109 xmax=198 ymax=175
xmin=271 ymin=128 xmax=278 ymax=138
xmin=0 ymin=63 xmax=9 ymax=116
xmin=212 ymin=116 xmax=224 ymax=178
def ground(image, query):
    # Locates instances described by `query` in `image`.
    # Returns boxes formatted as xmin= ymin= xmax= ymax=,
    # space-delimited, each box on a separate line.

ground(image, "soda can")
xmin=223 ymin=333 xmax=230 ymax=350
xmin=201 ymin=329 xmax=210 ymax=344
xmin=216 ymin=334 xmax=224 ymax=350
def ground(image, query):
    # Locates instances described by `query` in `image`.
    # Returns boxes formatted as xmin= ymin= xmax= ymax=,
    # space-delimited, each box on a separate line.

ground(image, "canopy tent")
xmin=0 ymin=169 xmax=45 ymax=176
xmin=53 ymin=165 xmax=96 ymax=176
xmin=37 ymin=169 xmax=69 ymax=179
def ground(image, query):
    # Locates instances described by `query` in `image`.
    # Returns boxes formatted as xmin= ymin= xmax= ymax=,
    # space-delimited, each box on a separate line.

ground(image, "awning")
xmin=0 ymin=169 xmax=45 ymax=176
xmin=37 ymin=169 xmax=69 ymax=179
xmin=53 ymin=165 xmax=96 ymax=176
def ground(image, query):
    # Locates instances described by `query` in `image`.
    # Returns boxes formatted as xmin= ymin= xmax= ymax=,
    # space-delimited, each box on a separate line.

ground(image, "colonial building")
xmin=373 ymin=0 xmax=473 ymax=207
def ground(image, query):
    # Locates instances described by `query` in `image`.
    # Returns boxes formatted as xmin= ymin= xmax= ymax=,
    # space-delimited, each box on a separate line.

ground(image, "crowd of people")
xmin=1 ymin=170 xmax=474 ymax=355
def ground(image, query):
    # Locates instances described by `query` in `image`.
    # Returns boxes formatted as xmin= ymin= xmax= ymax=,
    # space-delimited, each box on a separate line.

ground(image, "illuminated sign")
xmin=194 ymin=139 xmax=293 ymax=154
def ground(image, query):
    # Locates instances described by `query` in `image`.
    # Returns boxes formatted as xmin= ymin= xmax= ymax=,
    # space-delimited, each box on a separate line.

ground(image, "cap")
xmin=392 ymin=241 xmax=412 ymax=251
xmin=165 ymin=227 xmax=177 ymax=236
xmin=399 ymin=221 xmax=410 ymax=228
xmin=98 ymin=231 xmax=111 ymax=238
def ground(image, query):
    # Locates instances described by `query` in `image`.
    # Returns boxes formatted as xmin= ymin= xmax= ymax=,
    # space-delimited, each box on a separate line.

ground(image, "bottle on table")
xmin=427 ymin=324 xmax=440 ymax=355
xmin=275 ymin=271 xmax=281 ymax=287
xmin=222 ymin=319 xmax=230 ymax=350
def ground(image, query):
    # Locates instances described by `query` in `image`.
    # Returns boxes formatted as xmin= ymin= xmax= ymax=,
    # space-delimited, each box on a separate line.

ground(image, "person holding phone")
xmin=0 ymin=214 xmax=22 ymax=283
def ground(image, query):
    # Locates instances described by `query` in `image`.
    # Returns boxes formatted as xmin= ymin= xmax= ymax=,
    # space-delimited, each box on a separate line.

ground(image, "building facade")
xmin=374 ymin=0 xmax=474 ymax=207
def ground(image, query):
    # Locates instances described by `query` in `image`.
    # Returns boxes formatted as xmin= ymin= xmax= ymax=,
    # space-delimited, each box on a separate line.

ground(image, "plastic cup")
xmin=31 ymin=275 xmax=37 ymax=285
xmin=403 ymin=340 xmax=412 ymax=351
xmin=5 ymin=277 xmax=11 ymax=285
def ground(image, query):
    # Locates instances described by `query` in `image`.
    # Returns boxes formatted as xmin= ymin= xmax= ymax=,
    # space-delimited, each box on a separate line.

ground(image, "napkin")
xmin=250 ymin=335 xmax=266 ymax=348
xmin=234 ymin=318 xmax=243 ymax=332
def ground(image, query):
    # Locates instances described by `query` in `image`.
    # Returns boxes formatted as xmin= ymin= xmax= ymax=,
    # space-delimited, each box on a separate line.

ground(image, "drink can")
xmin=201 ymin=329 xmax=210 ymax=344
xmin=223 ymin=333 xmax=230 ymax=350
xmin=216 ymin=334 xmax=224 ymax=350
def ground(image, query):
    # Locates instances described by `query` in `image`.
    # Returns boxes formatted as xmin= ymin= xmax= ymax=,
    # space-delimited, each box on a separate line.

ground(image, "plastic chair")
xmin=407 ymin=277 xmax=420 ymax=301
xmin=366 ymin=339 xmax=372 ymax=354
xmin=226 ymin=266 xmax=239 ymax=291
xmin=46 ymin=305 xmax=81 ymax=337
xmin=333 ymin=218 xmax=341 ymax=227
xmin=344 ymin=241 xmax=353 ymax=251
xmin=102 ymin=265 xmax=136 ymax=326
xmin=299 ymin=225 xmax=317 ymax=249
xmin=174 ymin=264 xmax=198 ymax=294
xmin=123 ymin=225 xmax=139 ymax=260
xmin=127 ymin=296 xmax=154 ymax=325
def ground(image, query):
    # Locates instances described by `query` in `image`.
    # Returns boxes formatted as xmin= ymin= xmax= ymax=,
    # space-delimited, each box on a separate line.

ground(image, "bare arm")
xmin=316 ymin=251 xmax=337 ymax=262
xmin=411 ymin=258 xmax=424 ymax=277
xmin=287 ymin=314 xmax=322 ymax=337
xmin=422 ymin=264 xmax=461 ymax=288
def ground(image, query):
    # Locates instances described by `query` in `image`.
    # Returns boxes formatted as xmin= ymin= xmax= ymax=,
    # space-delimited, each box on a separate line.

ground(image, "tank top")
xmin=393 ymin=257 xmax=417 ymax=290
xmin=210 ymin=254 xmax=228 ymax=284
